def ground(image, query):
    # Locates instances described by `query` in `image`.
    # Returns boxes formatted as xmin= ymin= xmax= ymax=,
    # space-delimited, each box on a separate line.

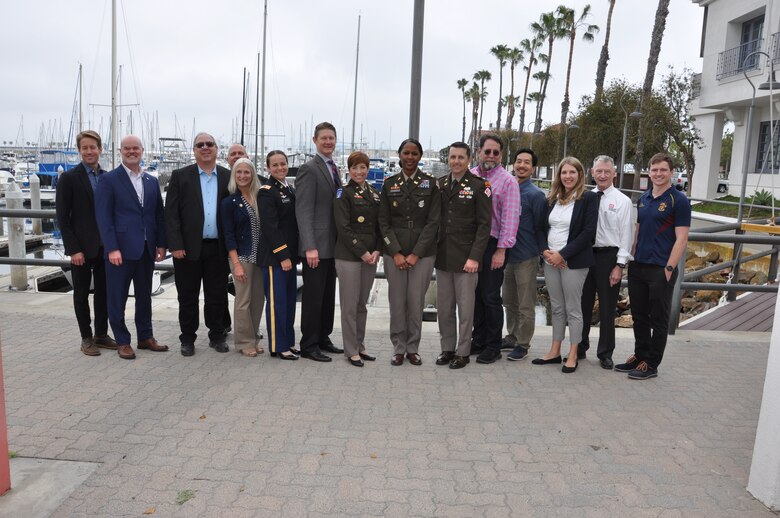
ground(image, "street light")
xmin=526 ymin=122 xmax=542 ymax=150
xmin=563 ymin=118 xmax=579 ymax=158
xmin=737 ymin=50 xmax=780 ymax=225
xmin=619 ymin=91 xmax=643 ymax=189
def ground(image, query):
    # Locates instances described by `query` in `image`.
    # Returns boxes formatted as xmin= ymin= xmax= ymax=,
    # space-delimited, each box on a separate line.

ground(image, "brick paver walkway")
xmin=0 ymin=290 xmax=775 ymax=517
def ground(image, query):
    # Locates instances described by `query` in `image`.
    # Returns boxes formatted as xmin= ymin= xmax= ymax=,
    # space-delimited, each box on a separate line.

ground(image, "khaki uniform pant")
xmin=230 ymin=260 xmax=264 ymax=351
xmin=436 ymin=269 xmax=478 ymax=356
xmin=335 ymin=259 xmax=377 ymax=358
xmin=384 ymin=254 xmax=435 ymax=355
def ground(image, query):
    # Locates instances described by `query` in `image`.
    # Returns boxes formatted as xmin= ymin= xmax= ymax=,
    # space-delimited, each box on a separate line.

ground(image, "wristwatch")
xmin=665 ymin=265 xmax=674 ymax=272
xmin=616 ymin=263 xmax=626 ymax=269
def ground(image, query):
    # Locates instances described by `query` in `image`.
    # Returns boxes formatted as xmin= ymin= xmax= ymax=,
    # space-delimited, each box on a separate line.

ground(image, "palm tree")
xmin=473 ymin=70 xmax=492 ymax=137
xmin=504 ymin=47 xmax=524 ymax=130
xmin=632 ymin=0 xmax=671 ymax=192
xmin=531 ymin=11 xmax=568 ymax=134
xmin=529 ymin=70 xmax=550 ymax=140
xmin=517 ymin=36 xmax=544 ymax=136
xmin=457 ymin=78 xmax=469 ymax=142
xmin=595 ymin=0 xmax=617 ymax=102
xmin=467 ymin=82 xmax=481 ymax=149
xmin=490 ymin=44 xmax=511 ymax=130
xmin=558 ymin=4 xmax=599 ymax=126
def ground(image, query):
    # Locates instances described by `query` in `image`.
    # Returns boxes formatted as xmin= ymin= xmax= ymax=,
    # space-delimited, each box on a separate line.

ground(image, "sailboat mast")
xmin=111 ymin=0 xmax=118 ymax=167
xmin=259 ymin=0 xmax=268 ymax=170
xmin=350 ymin=13 xmax=361 ymax=152
xmin=78 ymin=63 xmax=83 ymax=133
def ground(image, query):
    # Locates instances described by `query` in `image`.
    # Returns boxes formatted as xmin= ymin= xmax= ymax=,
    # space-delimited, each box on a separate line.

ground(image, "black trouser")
xmin=473 ymin=237 xmax=505 ymax=352
xmin=70 ymin=248 xmax=108 ymax=339
xmin=173 ymin=240 xmax=229 ymax=345
xmin=299 ymin=258 xmax=336 ymax=353
xmin=580 ymin=247 xmax=620 ymax=359
xmin=628 ymin=261 xmax=677 ymax=369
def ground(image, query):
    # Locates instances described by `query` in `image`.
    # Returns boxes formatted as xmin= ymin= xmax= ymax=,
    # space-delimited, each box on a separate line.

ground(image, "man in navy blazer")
xmin=96 ymin=135 xmax=169 ymax=360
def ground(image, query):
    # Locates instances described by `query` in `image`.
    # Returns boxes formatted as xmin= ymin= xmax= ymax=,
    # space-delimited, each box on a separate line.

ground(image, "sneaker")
xmin=500 ymin=336 xmax=517 ymax=350
xmin=80 ymin=337 xmax=100 ymax=356
xmin=506 ymin=346 xmax=529 ymax=361
xmin=476 ymin=348 xmax=502 ymax=364
xmin=627 ymin=361 xmax=658 ymax=380
xmin=614 ymin=355 xmax=640 ymax=372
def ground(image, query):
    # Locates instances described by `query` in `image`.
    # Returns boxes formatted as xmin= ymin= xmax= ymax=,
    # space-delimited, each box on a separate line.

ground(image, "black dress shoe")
xmin=349 ymin=358 xmax=364 ymax=367
xmin=562 ymin=361 xmax=578 ymax=373
xmin=320 ymin=342 xmax=344 ymax=354
xmin=531 ymin=356 xmax=562 ymax=365
xmin=181 ymin=343 xmax=195 ymax=357
xmin=290 ymin=347 xmax=300 ymax=355
xmin=449 ymin=355 xmax=470 ymax=369
xmin=300 ymin=350 xmax=333 ymax=362
xmin=209 ymin=340 xmax=229 ymax=353
xmin=406 ymin=353 xmax=422 ymax=366
xmin=279 ymin=352 xmax=299 ymax=360
xmin=599 ymin=357 xmax=614 ymax=370
xmin=359 ymin=352 xmax=376 ymax=361
xmin=436 ymin=351 xmax=455 ymax=365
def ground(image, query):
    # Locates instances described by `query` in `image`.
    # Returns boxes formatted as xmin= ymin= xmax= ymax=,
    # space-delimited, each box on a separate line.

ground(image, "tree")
xmin=467 ymin=82 xmax=481 ymax=149
xmin=490 ymin=44 xmax=511 ymax=130
xmin=594 ymin=0 xmax=617 ymax=102
xmin=504 ymin=47 xmax=524 ymax=130
xmin=721 ymin=129 xmax=733 ymax=177
xmin=632 ymin=0 xmax=671 ymax=193
xmin=473 ymin=70 xmax=492 ymax=137
xmin=518 ymin=36 xmax=544 ymax=136
xmin=457 ymin=78 xmax=469 ymax=142
xmin=656 ymin=67 xmax=703 ymax=195
xmin=531 ymin=10 xmax=569 ymax=133
xmin=558 ymin=4 xmax=599 ymax=126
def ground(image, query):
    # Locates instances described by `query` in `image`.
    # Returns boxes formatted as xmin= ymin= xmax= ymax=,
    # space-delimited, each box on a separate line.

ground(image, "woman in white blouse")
xmin=532 ymin=157 xmax=598 ymax=373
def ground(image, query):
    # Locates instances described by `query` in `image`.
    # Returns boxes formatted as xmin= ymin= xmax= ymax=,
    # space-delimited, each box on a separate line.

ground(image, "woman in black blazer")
xmin=532 ymin=157 xmax=598 ymax=373
xmin=220 ymin=158 xmax=264 ymax=357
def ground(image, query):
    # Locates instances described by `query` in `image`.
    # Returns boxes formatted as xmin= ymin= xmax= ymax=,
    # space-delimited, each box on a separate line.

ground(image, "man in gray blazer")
xmin=295 ymin=122 xmax=344 ymax=362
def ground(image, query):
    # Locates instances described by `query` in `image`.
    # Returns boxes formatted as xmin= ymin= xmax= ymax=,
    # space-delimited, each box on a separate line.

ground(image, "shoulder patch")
xmin=336 ymin=188 xmax=343 ymax=198
xmin=260 ymin=184 xmax=272 ymax=190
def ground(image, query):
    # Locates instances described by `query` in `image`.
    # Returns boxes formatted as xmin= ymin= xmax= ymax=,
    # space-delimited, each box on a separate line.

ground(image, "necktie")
xmin=597 ymin=190 xmax=604 ymax=202
xmin=328 ymin=160 xmax=341 ymax=189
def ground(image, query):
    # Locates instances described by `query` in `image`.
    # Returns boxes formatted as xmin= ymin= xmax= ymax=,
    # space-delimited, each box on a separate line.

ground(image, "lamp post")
xmin=563 ymin=119 xmax=578 ymax=158
xmin=619 ymin=91 xmax=643 ymax=190
xmin=526 ymin=122 xmax=536 ymax=149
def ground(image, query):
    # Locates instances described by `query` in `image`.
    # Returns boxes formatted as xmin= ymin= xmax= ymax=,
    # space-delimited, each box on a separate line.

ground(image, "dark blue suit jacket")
xmin=542 ymin=190 xmax=598 ymax=270
xmin=95 ymin=166 xmax=167 ymax=260
xmin=220 ymin=192 xmax=260 ymax=263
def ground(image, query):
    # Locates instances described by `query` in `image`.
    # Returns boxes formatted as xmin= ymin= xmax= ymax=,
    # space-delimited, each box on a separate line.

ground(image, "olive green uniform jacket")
xmin=378 ymin=170 xmax=440 ymax=258
xmin=334 ymin=180 xmax=381 ymax=261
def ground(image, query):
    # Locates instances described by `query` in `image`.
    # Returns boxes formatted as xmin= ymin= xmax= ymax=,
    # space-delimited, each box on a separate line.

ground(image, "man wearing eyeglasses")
xmin=165 ymin=132 xmax=232 ymax=357
xmin=469 ymin=133 xmax=520 ymax=364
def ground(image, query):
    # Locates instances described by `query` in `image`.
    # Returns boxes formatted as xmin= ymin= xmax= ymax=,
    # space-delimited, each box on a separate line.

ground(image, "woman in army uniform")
xmin=334 ymin=151 xmax=381 ymax=367
xmin=378 ymin=138 xmax=441 ymax=366
xmin=258 ymin=150 xmax=300 ymax=360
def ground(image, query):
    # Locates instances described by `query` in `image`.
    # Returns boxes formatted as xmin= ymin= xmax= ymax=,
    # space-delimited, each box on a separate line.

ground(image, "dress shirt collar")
xmin=121 ymin=163 xmax=142 ymax=176
xmin=198 ymin=164 xmax=216 ymax=176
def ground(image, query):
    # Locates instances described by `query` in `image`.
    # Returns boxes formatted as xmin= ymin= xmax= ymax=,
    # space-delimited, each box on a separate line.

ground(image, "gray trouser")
xmin=229 ymin=260 xmax=264 ymax=351
xmin=335 ymin=259 xmax=377 ymax=358
xmin=384 ymin=254 xmax=435 ymax=355
xmin=543 ymin=263 xmax=588 ymax=344
xmin=436 ymin=269 xmax=479 ymax=356
xmin=502 ymin=257 xmax=539 ymax=350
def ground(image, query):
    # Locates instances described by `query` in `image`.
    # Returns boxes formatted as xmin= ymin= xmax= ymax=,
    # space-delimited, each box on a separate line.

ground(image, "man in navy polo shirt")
xmin=615 ymin=152 xmax=690 ymax=380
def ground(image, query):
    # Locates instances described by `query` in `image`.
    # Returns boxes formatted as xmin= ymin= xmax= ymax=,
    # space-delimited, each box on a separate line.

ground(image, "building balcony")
xmin=717 ymin=38 xmax=763 ymax=80
xmin=772 ymin=32 xmax=780 ymax=64
xmin=691 ymin=72 xmax=701 ymax=99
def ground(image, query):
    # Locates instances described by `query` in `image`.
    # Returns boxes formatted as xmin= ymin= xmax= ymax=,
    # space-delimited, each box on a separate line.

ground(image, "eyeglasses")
xmin=482 ymin=149 xmax=501 ymax=156
xmin=195 ymin=141 xmax=216 ymax=149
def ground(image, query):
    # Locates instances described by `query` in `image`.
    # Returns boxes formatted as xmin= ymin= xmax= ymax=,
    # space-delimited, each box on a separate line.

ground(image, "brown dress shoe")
xmin=406 ymin=353 xmax=422 ymax=366
xmin=117 ymin=345 xmax=136 ymax=359
xmin=93 ymin=334 xmax=118 ymax=350
xmin=80 ymin=338 xmax=101 ymax=356
xmin=449 ymin=355 xmax=470 ymax=369
xmin=435 ymin=351 xmax=455 ymax=365
xmin=391 ymin=354 xmax=404 ymax=366
xmin=137 ymin=337 xmax=169 ymax=352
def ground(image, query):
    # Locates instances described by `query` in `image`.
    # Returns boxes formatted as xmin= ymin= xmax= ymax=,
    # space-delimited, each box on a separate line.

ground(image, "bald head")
xmin=120 ymin=135 xmax=144 ymax=172
xmin=227 ymin=143 xmax=248 ymax=167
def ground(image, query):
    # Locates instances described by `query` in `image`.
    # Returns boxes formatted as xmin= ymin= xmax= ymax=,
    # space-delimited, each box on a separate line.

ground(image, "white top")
xmin=122 ymin=163 xmax=144 ymax=206
xmin=547 ymin=201 xmax=574 ymax=251
xmin=593 ymin=185 xmax=634 ymax=264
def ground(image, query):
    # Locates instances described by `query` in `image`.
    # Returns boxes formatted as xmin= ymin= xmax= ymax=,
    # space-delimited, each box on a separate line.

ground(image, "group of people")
xmin=56 ymin=123 xmax=690 ymax=380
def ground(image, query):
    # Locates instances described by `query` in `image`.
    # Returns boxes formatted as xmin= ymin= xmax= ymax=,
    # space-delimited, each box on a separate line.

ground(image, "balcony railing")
xmin=691 ymin=72 xmax=701 ymax=99
xmin=717 ymin=38 xmax=763 ymax=80
xmin=773 ymin=32 xmax=780 ymax=63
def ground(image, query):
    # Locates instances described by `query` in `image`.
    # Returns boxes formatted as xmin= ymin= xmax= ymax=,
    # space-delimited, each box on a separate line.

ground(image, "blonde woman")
xmin=220 ymin=158 xmax=264 ymax=357
xmin=532 ymin=157 xmax=598 ymax=373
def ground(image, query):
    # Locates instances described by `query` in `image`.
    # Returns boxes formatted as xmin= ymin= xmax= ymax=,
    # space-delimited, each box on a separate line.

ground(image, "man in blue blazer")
xmin=96 ymin=135 xmax=169 ymax=360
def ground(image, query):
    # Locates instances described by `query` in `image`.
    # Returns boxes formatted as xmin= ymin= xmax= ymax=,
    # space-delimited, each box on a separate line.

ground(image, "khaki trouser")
xmin=230 ymin=260 xmax=264 ymax=351
xmin=436 ymin=269 xmax=478 ymax=356
xmin=502 ymin=257 xmax=539 ymax=349
xmin=335 ymin=259 xmax=377 ymax=358
xmin=384 ymin=254 xmax=435 ymax=355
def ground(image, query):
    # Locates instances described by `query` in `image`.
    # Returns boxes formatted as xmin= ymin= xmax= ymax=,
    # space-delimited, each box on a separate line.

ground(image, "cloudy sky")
xmin=1 ymin=0 xmax=704 ymax=153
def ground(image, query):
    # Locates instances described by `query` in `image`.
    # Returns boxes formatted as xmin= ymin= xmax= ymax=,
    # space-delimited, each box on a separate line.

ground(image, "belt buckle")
xmin=407 ymin=221 xmax=414 ymax=229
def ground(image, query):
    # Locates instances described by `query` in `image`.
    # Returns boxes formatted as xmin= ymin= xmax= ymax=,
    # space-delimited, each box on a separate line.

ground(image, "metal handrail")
xmin=717 ymin=38 xmax=763 ymax=80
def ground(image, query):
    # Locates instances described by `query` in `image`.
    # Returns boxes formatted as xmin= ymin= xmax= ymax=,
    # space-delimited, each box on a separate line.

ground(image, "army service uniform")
xmin=378 ymin=169 xmax=441 ymax=357
xmin=436 ymin=171 xmax=492 ymax=359
xmin=334 ymin=179 xmax=381 ymax=359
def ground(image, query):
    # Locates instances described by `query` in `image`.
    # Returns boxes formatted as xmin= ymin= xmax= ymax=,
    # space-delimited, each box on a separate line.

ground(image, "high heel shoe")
xmin=279 ymin=352 xmax=299 ymax=360
xmin=349 ymin=358 xmax=364 ymax=367
xmin=531 ymin=356 xmax=562 ymax=365
xmin=562 ymin=361 xmax=578 ymax=373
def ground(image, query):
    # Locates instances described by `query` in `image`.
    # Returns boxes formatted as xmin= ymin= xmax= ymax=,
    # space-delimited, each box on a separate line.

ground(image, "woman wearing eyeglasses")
xmin=378 ymin=138 xmax=441 ymax=366
xmin=532 ymin=157 xmax=598 ymax=373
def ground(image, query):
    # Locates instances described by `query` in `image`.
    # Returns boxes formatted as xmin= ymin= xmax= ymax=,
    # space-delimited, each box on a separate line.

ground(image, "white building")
xmin=691 ymin=0 xmax=780 ymax=199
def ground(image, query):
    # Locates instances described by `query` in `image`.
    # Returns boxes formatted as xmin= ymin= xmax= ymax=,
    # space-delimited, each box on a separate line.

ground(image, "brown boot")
xmin=93 ymin=334 xmax=118 ymax=350
xmin=80 ymin=338 xmax=100 ymax=356
xmin=137 ymin=337 xmax=169 ymax=352
xmin=117 ymin=345 xmax=136 ymax=359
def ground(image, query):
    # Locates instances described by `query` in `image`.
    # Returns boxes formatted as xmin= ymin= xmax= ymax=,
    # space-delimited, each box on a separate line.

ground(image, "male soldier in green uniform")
xmin=435 ymin=142 xmax=492 ymax=369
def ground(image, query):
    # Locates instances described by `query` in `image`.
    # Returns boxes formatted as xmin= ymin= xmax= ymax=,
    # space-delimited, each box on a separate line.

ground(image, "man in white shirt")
xmin=579 ymin=155 xmax=633 ymax=369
